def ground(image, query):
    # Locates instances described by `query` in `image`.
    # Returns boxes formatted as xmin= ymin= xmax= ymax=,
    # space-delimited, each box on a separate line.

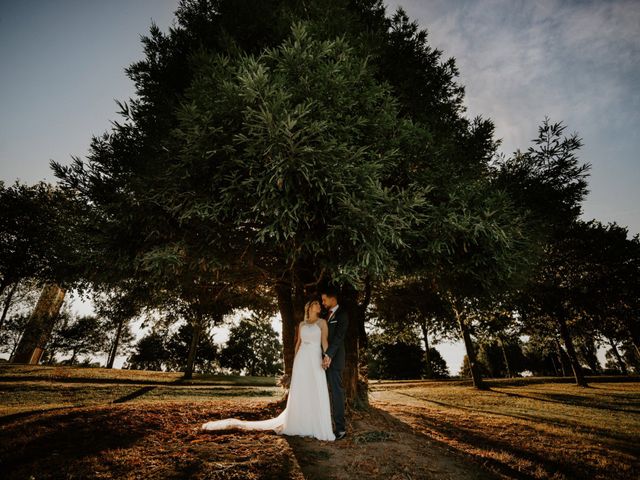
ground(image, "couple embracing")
xmin=201 ymin=286 xmax=348 ymax=442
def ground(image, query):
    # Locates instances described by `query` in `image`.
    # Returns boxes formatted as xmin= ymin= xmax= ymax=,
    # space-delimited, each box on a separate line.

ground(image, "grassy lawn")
xmin=1 ymin=364 xmax=638 ymax=479
xmin=370 ymin=378 xmax=640 ymax=479
xmin=0 ymin=364 xmax=279 ymax=419
xmin=0 ymin=363 xmax=277 ymax=385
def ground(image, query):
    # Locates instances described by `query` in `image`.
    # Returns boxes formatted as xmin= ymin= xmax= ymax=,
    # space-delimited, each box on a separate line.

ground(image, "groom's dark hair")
xmin=320 ymin=285 xmax=340 ymax=300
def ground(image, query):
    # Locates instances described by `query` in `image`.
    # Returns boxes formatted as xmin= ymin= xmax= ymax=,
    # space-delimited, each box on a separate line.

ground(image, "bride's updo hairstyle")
xmin=303 ymin=294 xmax=322 ymax=322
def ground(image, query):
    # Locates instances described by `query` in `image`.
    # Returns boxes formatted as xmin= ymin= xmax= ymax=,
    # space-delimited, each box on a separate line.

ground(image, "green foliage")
xmin=165 ymin=322 xmax=218 ymax=372
xmin=53 ymin=314 xmax=109 ymax=365
xmin=476 ymin=337 xmax=527 ymax=378
xmin=493 ymin=118 xmax=590 ymax=240
xmin=0 ymin=181 xmax=85 ymax=291
xmin=367 ymin=339 xmax=424 ymax=380
xmin=521 ymin=221 xmax=639 ymax=340
xmin=126 ymin=323 xmax=218 ymax=373
xmin=38 ymin=0 xmax=638 ymax=387
xmin=219 ymin=314 xmax=282 ymax=376
xmin=166 ymin=22 xmax=425 ymax=287
xmin=126 ymin=332 xmax=170 ymax=371
xmin=366 ymin=332 xmax=449 ymax=380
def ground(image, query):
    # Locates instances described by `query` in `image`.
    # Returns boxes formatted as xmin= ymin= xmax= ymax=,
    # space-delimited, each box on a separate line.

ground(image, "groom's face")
xmin=321 ymin=294 xmax=337 ymax=309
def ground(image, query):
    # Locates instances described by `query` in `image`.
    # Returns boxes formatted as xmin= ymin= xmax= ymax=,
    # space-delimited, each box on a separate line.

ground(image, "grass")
xmin=0 ymin=364 xmax=280 ymax=420
xmin=370 ymin=379 xmax=640 ymax=479
xmin=0 ymin=363 xmax=277 ymax=386
xmin=1 ymin=364 xmax=638 ymax=479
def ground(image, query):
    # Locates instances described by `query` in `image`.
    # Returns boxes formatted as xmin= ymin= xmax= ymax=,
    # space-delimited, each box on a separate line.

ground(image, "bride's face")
xmin=309 ymin=301 xmax=321 ymax=316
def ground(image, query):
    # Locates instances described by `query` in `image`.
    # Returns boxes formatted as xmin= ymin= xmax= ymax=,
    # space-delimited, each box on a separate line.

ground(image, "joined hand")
xmin=322 ymin=355 xmax=331 ymax=369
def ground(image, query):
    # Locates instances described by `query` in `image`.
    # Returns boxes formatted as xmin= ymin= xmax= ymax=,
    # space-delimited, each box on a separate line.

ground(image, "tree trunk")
xmin=0 ymin=277 xmax=9 ymax=299
xmin=549 ymin=355 xmax=559 ymax=376
xmin=557 ymin=315 xmax=588 ymax=387
xmin=342 ymin=289 xmax=366 ymax=408
xmin=184 ymin=318 xmax=202 ymax=379
xmin=0 ymin=281 xmax=18 ymax=332
xmin=621 ymin=317 xmax=640 ymax=359
xmin=107 ymin=317 xmax=125 ymax=369
xmin=453 ymin=304 xmax=486 ymax=389
xmin=607 ymin=337 xmax=628 ymax=375
xmin=554 ymin=338 xmax=568 ymax=376
xmin=11 ymin=283 xmax=66 ymax=364
xmin=276 ymin=280 xmax=297 ymax=380
xmin=628 ymin=331 xmax=640 ymax=360
xmin=419 ymin=320 xmax=433 ymax=378
xmin=498 ymin=335 xmax=513 ymax=378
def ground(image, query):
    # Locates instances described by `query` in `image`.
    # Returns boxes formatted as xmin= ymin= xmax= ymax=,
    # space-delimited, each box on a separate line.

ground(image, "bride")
xmin=201 ymin=296 xmax=336 ymax=441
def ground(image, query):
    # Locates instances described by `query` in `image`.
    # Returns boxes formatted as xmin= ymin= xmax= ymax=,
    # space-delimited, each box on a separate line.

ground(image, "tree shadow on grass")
xmin=0 ymin=405 xmax=76 ymax=426
xmin=372 ymin=406 xmax=552 ymax=480
xmin=112 ymin=385 xmax=157 ymax=403
xmin=391 ymin=388 xmax=640 ymax=450
xmin=0 ymin=406 xmax=162 ymax=479
xmin=377 ymin=403 xmax=639 ymax=480
xmin=493 ymin=388 xmax=640 ymax=414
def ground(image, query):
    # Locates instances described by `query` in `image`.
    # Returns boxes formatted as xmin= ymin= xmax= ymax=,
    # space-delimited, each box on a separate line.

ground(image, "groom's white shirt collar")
xmin=329 ymin=304 xmax=339 ymax=317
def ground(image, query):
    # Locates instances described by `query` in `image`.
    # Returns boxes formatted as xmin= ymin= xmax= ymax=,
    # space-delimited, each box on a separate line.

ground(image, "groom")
xmin=321 ymin=286 xmax=348 ymax=440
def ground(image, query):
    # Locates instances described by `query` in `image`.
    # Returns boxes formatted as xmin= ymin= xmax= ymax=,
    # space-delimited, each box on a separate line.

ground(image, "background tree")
xmin=521 ymin=331 xmax=569 ymax=377
xmin=219 ymin=314 xmax=282 ymax=376
xmin=165 ymin=322 xmax=218 ymax=373
xmin=476 ymin=337 xmax=527 ymax=378
xmin=0 ymin=313 xmax=30 ymax=361
xmin=0 ymin=279 xmax=41 ymax=356
xmin=494 ymin=118 xmax=591 ymax=387
xmin=126 ymin=332 xmax=170 ymax=371
xmin=372 ymin=279 xmax=457 ymax=379
xmin=92 ymin=286 xmax=142 ymax=368
xmin=52 ymin=314 xmax=109 ymax=365
xmin=0 ymin=181 xmax=82 ymax=298
xmin=367 ymin=337 xmax=424 ymax=380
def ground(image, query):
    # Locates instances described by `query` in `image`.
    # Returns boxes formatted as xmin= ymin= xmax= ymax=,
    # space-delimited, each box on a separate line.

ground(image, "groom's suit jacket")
xmin=325 ymin=305 xmax=349 ymax=371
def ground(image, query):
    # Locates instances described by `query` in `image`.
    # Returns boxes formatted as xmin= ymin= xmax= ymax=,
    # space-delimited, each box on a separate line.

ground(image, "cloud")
xmin=385 ymin=0 xmax=640 ymax=149
xmin=384 ymin=0 xmax=640 ymax=234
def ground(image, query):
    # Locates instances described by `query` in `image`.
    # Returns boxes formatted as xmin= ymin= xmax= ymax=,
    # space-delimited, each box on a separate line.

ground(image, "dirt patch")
xmin=0 ymin=399 xmax=494 ymax=479
xmin=0 ymin=400 xmax=303 ymax=479
xmin=285 ymin=405 xmax=496 ymax=480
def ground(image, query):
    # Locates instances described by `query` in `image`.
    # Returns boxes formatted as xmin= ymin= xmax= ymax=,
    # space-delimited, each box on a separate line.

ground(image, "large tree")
xmin=49 ymin=0 xmax=538 ymax=401
xmin=493 ymin=118 xmax=592 ymax=387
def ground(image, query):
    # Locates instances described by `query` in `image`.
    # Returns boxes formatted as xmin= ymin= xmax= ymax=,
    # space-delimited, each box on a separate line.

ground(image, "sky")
xmin=2 ymin=0 xmax=638 ymax=371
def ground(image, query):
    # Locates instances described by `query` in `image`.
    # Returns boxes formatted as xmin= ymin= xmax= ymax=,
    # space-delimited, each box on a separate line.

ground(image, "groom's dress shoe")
xmin=335 ymin=431 xmax=346 ymax=440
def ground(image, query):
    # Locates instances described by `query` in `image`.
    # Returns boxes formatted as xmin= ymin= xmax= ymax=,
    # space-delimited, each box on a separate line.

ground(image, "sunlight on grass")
xmin=371 ymin=380 xmax=640 ymax=479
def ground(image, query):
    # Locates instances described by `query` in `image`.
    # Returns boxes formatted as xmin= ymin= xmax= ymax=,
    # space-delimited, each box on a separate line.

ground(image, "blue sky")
xmin=2 ymin=0 xmax=638 ymax=371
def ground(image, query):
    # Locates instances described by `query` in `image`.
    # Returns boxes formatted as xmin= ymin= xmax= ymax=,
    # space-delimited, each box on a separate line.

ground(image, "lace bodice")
xmin=300 ymin=320 xmax=321 ymax=347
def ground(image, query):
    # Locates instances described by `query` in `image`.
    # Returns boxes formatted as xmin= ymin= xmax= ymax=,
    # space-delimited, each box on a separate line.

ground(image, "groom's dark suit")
xmin=324 ymin=305 xmax=348 ymax=434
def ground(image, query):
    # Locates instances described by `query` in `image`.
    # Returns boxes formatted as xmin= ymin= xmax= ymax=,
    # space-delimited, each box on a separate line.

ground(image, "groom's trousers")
xmin=326 ymin=365 xmax=345 ymax=433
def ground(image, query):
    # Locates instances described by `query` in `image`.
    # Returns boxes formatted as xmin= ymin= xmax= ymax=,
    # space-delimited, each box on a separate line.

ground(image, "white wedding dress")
xmin=201 ymin=319 xmax=336 ymax=441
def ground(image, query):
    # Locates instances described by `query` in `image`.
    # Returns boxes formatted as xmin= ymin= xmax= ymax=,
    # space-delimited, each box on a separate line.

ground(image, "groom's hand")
xmin=322 ymin=355 xmax=332 ymax=369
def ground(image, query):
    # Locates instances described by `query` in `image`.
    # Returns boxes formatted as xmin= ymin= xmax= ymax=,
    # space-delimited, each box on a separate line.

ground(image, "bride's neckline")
xmin=304 ymin=317 xmax=320 ymax=325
